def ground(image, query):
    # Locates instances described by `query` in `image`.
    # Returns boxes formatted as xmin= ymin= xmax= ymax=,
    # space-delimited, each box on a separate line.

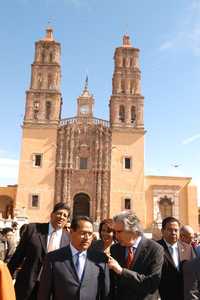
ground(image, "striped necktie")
xmin=126 ymin=247 xmax=134 ymax=269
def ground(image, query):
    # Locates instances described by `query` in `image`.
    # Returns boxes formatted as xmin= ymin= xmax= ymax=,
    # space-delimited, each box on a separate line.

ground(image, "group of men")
xmin=6 ymin=202 xmax=200 ymax=300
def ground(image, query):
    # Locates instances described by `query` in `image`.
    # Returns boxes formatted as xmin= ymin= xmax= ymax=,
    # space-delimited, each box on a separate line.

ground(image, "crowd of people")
xmin=1 ymin=202 xmax=200 ymax=299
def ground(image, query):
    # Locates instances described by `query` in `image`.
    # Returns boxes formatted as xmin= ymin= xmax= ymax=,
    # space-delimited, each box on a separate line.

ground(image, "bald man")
xmin=180 ymin=225 xmax=195 ymax=245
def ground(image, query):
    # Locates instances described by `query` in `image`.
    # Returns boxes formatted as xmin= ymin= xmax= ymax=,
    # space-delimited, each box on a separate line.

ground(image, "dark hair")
xmin=162 ymin=217 xmax=180 ymax=229
xmin=12 ymin=222 xmax=18 ymax=228
xmin=71 ymin=216 xmax=93 ymax=231
xmin=99 ymin=219 xmax=115 ymax=239
xmin=2 ymin=227 xmax=13 ymax=235
xmin=52 ymin=202 xmax=70 ymax=216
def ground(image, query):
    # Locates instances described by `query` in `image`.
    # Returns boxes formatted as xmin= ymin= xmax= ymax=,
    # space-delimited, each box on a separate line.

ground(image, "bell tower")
xmin=110 ymin=34 xmax=144 ymax=128
xmin=77 ymin=77 xmax=94 ymax=118
xmin=24 ymin=27 xmax=61 ymax=125
xmin=16 ymin=28 xmax=62 ymax=221
xmin=110 ymin=35 xmax=146 ymax=226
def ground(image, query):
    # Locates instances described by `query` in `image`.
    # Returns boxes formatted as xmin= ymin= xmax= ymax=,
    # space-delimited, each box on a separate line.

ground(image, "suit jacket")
xmin=110 ymin=236 xmax=164 ymax=300
xmin=183 ymin=257 xmax=200 ymax=300
xmin=37 ymin=245 xmax=110 ymax=300
xmin=7 ymin=223 xmax=69 ymax=300
xmin=90 ymin=239 xmax=105 ymax=253
xmin=157 ymin=239 xmax=195 ymax=300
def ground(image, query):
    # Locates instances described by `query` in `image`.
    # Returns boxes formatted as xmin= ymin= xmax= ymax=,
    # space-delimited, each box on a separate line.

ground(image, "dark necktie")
xmin=75 ymin=252 xmax=82 ymax=280
xmin=126 ymin=246 xmax=134 ymax=269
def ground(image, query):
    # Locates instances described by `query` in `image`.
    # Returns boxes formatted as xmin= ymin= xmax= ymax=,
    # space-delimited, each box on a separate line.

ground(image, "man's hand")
xmin=107 ymin=256 xmax=123 ymax=275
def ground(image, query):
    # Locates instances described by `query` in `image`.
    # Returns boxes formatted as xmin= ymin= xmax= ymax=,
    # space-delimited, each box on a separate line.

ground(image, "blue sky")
xmin=0 ymin=0 xmax=199 ymax=199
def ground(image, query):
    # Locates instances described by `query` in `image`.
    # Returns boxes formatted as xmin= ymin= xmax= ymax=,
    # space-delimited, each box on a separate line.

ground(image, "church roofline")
xmin=145 ymin=175 xmax=192 ymax=181
xmin=60 ymin=116 xmax=110 ymax=127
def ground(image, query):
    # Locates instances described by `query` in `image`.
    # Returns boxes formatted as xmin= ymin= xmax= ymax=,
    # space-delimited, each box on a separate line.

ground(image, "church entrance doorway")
xmin=73 ymin=193 xmax=90 ymax=218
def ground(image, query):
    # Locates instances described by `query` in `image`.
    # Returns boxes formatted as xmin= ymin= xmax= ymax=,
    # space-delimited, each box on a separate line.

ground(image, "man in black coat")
xmin=157 ymin=216 xmax=195 ymax=300
xmin=8 ymin=202 xmax=70 ymax=300
xmin=108 ymin=211 xmax=164 ymax=300
xmin=38 ymin=216 xmax=110 ymax=300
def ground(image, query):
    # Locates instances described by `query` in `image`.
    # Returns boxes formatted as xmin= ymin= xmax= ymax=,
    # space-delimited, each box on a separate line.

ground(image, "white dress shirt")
xmin=47 ymin=223 xmax=63 ymax=251
xmin=164 ymin=240 xmax=179 ymax=269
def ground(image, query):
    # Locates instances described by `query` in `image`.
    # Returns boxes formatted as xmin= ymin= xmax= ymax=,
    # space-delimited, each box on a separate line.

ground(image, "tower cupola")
xmin=77 ymin=76 xmax=94 ymax=117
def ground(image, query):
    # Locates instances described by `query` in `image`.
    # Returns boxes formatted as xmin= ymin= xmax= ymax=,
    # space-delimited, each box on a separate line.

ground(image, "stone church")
xmin=15 ymin=28 xmax=198 ymax=232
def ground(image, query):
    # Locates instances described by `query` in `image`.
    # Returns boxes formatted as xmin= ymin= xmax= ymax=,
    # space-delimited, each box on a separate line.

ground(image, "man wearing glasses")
xmin=8 ymin=202 xmax=70 ymax=300
xmin=38 ymin=216 xmax=110 ymax=300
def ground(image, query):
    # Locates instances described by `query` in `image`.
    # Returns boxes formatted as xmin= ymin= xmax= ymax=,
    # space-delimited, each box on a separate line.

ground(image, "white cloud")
xmin=0 ymin=157 xmax=19 ymax=186
xmin=182 ymin=133 xmax=200 ymax=145
xmin=159 ymin=40 xmax=174 ymax=51
xmin=159 ymin=2 xmax=200 ymax=56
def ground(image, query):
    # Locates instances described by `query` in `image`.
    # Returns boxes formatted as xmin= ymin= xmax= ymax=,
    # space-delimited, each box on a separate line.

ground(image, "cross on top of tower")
xmin=44 ymin=25 xmax=54 ymax=41
xmin=81 ymin=75 xmax=91 ymax=97
xmin=123 ymin=34 xmax=132 ymax=47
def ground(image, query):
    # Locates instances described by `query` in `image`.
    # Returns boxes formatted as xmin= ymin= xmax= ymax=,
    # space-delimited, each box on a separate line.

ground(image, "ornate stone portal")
xmin=55 ymin=116 xmax=111 ymax=221
xmin=153 ymin=185 xmax=180 ymax=228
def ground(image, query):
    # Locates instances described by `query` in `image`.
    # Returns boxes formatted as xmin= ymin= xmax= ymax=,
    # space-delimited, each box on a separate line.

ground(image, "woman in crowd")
xmin=91 ymin=218 xmax=116 ymax=255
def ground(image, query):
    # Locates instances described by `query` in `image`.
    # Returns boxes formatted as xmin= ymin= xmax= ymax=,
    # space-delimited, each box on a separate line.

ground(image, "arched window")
xmin=121 ymin=79 xmax=125 ymax=94
xmin=33 ymin=101 xmax=40 ymax=120
xmin=130 ymin=80 xmax=134 ymax=94
xmin=119 ymin=105 xmax=125 ymax=122
xmin=123 ymin=57 xmax=126 ymax=67
xmin=131 ymin=106 xmax=136 ymax=124
xmin=47 ymin=73 xmax=53 ymax=89
xmin=37 ymin=73 xmax=42 ymax=89
xmin=41 ymin=50 xmax=45 ymax=63
xmin=49 ymin=52 xmax=53 ymax=63
xmin=46 ymin=101 xmax=52 ymax=120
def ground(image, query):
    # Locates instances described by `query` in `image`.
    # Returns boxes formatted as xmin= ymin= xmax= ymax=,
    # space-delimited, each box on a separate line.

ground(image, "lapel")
xmin=64 ymin=246 xmax=80 ymax=282
xmin=117 ymin=245 xmax=127 ymax=268
xmin=133 ymin=236 xmax=148 ymax=267
xmin=60 ymin=230 xmax=70 ymax=248
xmin=37 ymin=223 xmax=49 ymax=254
xmin=81 ymin=255 xmax=94 ymax=287
xmin=160 ymin=239 xmax=177 ymax=268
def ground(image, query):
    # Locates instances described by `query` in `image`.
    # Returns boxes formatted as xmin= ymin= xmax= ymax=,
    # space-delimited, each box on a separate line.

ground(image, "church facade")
xmin=15 ymin=28 xmax=198 ymax=232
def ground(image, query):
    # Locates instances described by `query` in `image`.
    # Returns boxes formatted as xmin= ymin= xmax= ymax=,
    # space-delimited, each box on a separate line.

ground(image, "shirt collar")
xmin=48 ymin=223 xmax=62 ymax=235
xmin=70 ymin=243 xmax=87 ymax=257
xmin=164 ymin=239 xmax=178 ymax=249
xmin=131 ymin=236 xmax=142 ymax=249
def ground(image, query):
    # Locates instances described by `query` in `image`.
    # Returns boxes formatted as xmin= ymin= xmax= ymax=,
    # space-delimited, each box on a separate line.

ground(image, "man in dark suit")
xmin=157 ymin=217 xmax=195 ymax=300
xmin=108 ymin=211 xmax=164 ymax=300
xmin=183 ymin=256 xmax=200 ymax=300
xmin=38 ymin=216 xmax=110 ymax=300
xmin=8 ymin=202 xmax=70 ymax=300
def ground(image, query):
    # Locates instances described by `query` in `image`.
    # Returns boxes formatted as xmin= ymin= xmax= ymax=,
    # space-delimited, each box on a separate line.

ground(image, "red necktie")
xmin=126 ymin=247 xmax=134 ymax=269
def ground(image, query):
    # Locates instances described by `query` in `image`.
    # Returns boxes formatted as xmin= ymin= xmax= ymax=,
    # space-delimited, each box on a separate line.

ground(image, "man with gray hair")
xmin=108 ymin=211 xmax=164 ymax=300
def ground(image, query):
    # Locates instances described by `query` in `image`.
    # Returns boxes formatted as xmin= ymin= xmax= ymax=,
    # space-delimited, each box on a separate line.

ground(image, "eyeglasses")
xmin=79 ymin=232 xmax=93 ymax=238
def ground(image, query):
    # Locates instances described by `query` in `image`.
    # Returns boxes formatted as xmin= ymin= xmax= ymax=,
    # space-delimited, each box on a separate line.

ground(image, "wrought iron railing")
xmin=60 ymin=116 xmax=110 ymax=128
